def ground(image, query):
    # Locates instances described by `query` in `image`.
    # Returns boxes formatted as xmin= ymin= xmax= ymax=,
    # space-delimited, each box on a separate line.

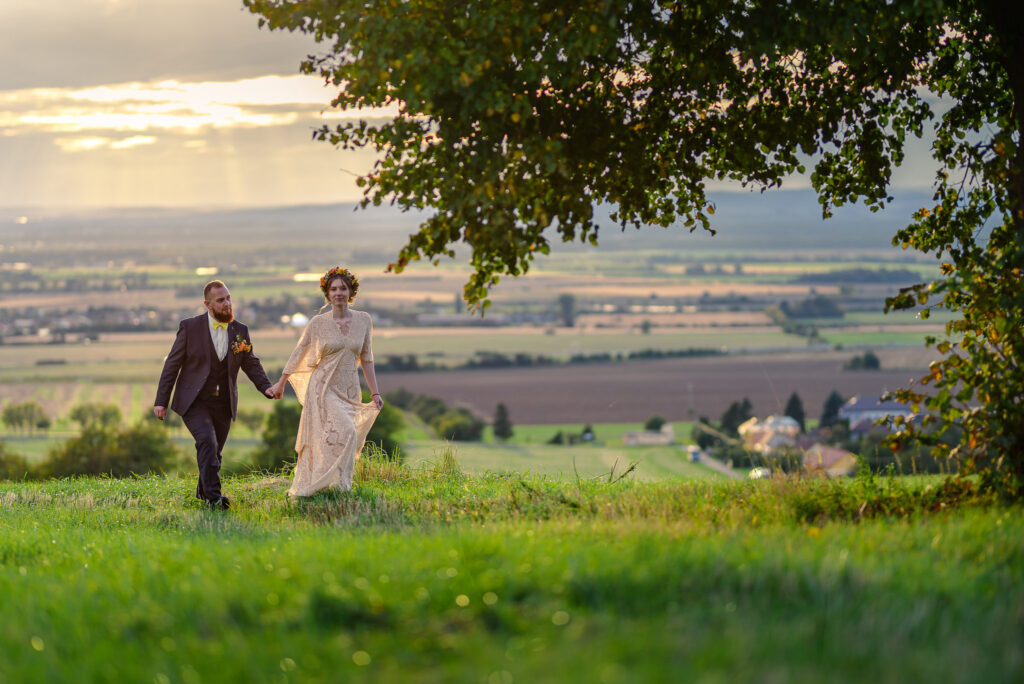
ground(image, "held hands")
xmin=268 ymin=379 xmax=285 ymax=400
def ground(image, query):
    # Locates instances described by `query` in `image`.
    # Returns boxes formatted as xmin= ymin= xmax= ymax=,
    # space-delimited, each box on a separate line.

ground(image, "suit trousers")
xmin=182 ymin=395 xmax=232 ymax=502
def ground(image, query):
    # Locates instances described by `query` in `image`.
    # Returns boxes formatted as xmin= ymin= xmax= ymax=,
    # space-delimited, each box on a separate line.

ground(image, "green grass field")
xmin=402 ymin=441 xmax=716 ymax=481
xmin=819 ymin=330 xmax=939 ymax=347
xmin=482 ymin=421 xmax=695 ymax=445
xmin=0 ymin=459 xmax=1020 ymax=683
xmin=3 ymin=418 xmax=711 ymax=483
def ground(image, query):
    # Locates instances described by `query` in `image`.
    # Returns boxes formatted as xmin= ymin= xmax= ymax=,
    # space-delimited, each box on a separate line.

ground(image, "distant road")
xmin=696 ymin=452 xmax=744 ymax=480
xmin=378 ymin=348 xmax=939 ymax=424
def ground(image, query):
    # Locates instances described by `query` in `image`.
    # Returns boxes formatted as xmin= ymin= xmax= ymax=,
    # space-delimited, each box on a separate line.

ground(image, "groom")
xmin=154 ymin=280 xmax=276 ymax=510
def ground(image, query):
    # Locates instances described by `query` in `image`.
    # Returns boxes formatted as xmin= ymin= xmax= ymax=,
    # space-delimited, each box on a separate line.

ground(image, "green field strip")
xmin=129 ymin=383 xmax=144 ymax=421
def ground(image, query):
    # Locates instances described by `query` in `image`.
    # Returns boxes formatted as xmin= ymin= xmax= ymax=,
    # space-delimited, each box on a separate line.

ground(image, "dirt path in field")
xmin=697 ymin=453 xmax=744 ymax=480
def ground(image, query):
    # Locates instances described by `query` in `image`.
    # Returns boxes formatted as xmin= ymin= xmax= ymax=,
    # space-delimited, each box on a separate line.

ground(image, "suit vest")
xmin=200 ymin=337 xmax=230 ymax=400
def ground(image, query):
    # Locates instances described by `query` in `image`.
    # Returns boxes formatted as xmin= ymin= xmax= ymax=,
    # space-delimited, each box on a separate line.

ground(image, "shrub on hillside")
xmin=385 ymin=387 xmax=416 ymax=409
xmin=38 ymin=421 xmax=177 ymax=478
xmin=363 ymin=390 xmax=405 ymax=459
xmin=434 ymin=409 xmax=485 ymax=442
xmin=820 ymin=390 xmax=846 ymax=428
xmin=720 ymin=398 xmax=753 ymax=437
xmin=784 ymin=392 xmax=806 ymax=432
xmin=115 ymin=421 xmax=179 ymax=475
xmin=692 ymin=418 xmax=719 ymax=450
xmin=493 ymin=403 xmax=513 ymax=441
xmin=716 ymin=444 xmax=760 ymax=470
xmin=384 ymin=389 xmax=484 ymax=443
xmin=759 ymin=447 xmax=805 ymax=474
xmin=780 ymin=295 xmax=844 ymax=319
xmin=843 ymin=351 xmax=881 ymax=371
xmin=854 ymin=431 xmax=959 ymax=476
xmin=236 ymin=408 xmax=266 ymax=435
xmin=644 ymin=414 xmax=666 ymax=431
xmin=411 ymin=395 xmax=449 ymax=424
xmin=2 ymin=401 xmax=48 ymax=434
xmin=0 ymin=441 xmax=31 ymax=480
xmin=252 ymin=401 xmax=302 ymax=472
xmin=69 ymin=403 xmax=122 ymax=429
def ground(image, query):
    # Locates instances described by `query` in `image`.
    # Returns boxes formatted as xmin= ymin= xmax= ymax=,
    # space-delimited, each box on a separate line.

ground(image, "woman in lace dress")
xmin=269 ymin=267 xmax=384 ymax=497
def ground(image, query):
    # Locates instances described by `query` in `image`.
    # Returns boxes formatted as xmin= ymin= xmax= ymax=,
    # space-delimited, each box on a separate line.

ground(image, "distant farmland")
xmin=378 ymin=347 xmax=940 ymax=424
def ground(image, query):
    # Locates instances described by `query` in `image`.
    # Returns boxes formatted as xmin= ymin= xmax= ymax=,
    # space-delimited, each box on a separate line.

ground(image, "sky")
xmin=0 ymin=0 xmax=390 ymax=211
xmin=0 ymin=0 xmax=940 ymax=213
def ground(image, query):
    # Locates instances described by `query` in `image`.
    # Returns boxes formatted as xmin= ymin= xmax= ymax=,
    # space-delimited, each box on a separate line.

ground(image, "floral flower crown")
xmin=320 ymin=266 xmax=359 ymax=301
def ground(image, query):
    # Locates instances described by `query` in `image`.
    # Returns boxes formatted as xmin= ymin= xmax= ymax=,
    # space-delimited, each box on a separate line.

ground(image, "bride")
xmin=269 ymin=266 xmax=384 ymax=497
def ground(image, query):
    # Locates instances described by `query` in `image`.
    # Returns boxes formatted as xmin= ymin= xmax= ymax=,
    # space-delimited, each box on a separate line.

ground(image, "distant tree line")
xmin=374 ymin=347 xmax=724 ymax=374
xmin=2 ymin=402 xmax=50 ymax=433
xmin=779 ymin=296 xmax=844 ymax=319
xmin=683 ymin=263 xmax=744 ymax=276
xmin=0 ymin=272 xmax=150 ymax=295
xmin=843 ymin=351 xmax=881 ymax=371
xmin=765 ymin=295 xmax=843 ymax=342
xmin=547 ymin=424 xmax=595 ymax=446
xmin=793 ymin=268 xmax=920 ymax=284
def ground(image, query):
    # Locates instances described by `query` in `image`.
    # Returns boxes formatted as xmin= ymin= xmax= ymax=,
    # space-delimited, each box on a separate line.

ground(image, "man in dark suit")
xmin=154 ymin=280 xmax=276 ymax=510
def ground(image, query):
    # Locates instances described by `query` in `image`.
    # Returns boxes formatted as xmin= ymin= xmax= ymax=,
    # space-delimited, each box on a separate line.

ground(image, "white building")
xmin=623 ymin=423 xmax=675 ymax=446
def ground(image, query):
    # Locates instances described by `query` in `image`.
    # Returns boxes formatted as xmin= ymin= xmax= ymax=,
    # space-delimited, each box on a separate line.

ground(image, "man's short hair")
xmin=204 ymin=280 xmax=228 ymax=302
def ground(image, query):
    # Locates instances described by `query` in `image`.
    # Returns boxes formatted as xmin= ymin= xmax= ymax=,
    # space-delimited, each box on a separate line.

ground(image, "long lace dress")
xmin=282 ymin=310 xmax=380 ymax=497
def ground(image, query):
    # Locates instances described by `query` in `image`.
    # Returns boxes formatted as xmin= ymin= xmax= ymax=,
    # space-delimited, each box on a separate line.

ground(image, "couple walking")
xmin=154 ymin=267 xmax=383 ymax=510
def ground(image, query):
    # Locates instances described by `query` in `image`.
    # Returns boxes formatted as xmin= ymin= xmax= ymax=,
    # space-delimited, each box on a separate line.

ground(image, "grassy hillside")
xmin=1 ymin=455 xmax=1020 ymax=683
xmin=402 ymin=441 xmax=716 ymax=481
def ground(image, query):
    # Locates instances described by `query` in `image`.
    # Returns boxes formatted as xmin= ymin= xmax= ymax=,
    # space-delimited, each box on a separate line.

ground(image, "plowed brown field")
xmin=378 ymin=348 xmax=940 ymax=423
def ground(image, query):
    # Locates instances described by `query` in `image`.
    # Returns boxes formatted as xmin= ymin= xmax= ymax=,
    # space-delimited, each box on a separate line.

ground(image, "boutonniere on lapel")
xmin=231 ymin=334 xmax=252 ymax=355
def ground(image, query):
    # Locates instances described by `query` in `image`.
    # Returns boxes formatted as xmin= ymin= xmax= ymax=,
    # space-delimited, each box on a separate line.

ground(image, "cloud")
xmin=0 ymin=120 xmax=381 ymax=208
xmin=0 ymin=75 xmax=399 ymax=139
xmin=0 ymin=0 xmax=386 ymax=208
xmin=0 ymin=0 xmax=320 ymax=90
xmin=53 ymin=135 xmax=158 ymax=152
xmin=53 ymin=137 xmax=111 ymax=152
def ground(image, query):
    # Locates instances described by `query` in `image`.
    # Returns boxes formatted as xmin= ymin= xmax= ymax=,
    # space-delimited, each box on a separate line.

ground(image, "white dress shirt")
xmin=207 ymin=312 xmax=228 ymax=361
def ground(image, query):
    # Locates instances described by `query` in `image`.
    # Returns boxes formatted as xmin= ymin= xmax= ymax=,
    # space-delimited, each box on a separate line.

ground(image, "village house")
xmin=839 ymin=395 xmax=916 ymax=433
xmin=803 ymin=443 xmax=859 ymax=478
xmin=738 ymin=415 xmax=801 ymax=454
xmin=623 ymin=423 xmax=675 ymax=446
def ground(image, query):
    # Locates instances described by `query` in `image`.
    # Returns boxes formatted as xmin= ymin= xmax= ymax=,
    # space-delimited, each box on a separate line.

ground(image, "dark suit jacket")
xmin=154 ymin=314 xmax=272 ymax=420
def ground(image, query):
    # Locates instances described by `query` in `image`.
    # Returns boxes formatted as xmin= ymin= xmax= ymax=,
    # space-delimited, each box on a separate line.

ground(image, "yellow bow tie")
xmin=212 ymin=321 xmax=227 ymax=330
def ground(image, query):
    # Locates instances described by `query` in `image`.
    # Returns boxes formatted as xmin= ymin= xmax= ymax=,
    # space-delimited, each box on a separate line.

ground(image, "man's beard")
xmin=212 ymin=309 xmax=234 ymax=324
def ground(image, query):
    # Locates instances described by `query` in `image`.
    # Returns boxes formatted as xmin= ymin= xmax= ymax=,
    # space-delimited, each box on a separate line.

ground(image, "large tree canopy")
xmin=246 ymin=0 xmax=1024 ymax=494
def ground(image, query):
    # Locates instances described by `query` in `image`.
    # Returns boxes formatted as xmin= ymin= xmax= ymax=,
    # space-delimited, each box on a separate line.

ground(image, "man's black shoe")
xmin=209 ymin=496 xmax=231 ymax=511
